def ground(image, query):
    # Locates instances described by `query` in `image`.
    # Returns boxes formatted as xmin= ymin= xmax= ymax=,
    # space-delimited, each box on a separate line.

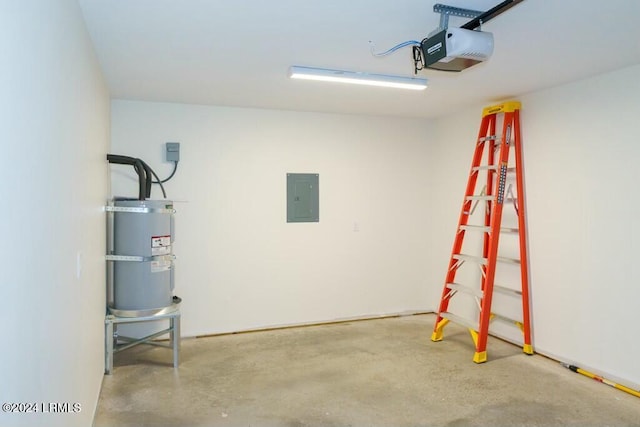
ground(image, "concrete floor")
xmin=94 ymin=314 xmax=640 ymax=427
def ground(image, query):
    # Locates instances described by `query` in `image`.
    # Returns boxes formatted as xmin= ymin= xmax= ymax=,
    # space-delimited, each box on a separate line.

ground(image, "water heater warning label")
xmin=151 ymin=259 xmax=172 ymax=273
xmin=151 ymin=235 xmax=171 ymax=255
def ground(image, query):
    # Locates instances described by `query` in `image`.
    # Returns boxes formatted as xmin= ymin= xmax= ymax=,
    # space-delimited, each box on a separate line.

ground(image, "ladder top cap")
xmin=482 ymin=101 xmax=521 ymax=117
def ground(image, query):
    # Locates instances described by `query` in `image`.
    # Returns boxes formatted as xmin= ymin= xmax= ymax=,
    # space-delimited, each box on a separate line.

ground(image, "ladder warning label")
xmin=151 ymin=235 xmax=171 ymax=256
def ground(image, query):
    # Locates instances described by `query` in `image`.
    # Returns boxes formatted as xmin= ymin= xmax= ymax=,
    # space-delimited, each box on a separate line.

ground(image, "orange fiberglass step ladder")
xmin=431 ymin=101 xmax=533 ymax=363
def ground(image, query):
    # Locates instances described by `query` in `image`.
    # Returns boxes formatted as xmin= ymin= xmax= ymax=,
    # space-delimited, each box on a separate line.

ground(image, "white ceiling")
xmin=79 ymin=0 xmax=640 ymax=119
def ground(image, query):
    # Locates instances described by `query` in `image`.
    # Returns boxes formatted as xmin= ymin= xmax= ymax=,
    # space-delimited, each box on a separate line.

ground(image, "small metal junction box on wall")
xmin=287 ymin=173 xmax=319 ymax=223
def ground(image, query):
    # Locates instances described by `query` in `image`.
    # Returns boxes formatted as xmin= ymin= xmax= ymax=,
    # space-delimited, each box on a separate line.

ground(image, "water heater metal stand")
xmin=104 ymin=310 xmax=180 ymax=375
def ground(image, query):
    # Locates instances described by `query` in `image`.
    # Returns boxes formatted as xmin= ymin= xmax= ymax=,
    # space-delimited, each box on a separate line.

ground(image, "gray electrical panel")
xmin=287 ymin=173 xmax=319 ymax=222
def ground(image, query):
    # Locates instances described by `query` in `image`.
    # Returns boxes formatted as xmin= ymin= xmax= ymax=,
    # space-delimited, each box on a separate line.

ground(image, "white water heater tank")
xmin=111 ymin=199 xmax=175 ymax=315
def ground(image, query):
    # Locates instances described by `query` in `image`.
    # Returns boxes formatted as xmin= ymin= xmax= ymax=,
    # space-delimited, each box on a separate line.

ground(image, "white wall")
xmin=0 ymin=2 xmax=110 ymax=427
xmin=430 ymin=64 xmax=640 ymax=388
xmin=110 ymin=101 xmax=433 ymax=337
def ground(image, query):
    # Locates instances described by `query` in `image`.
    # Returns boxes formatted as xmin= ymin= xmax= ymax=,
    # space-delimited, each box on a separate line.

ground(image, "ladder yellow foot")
xmin=468 ymin=329 xmax=479 ymax=346
xmin=473 ymin=351 xmax=487 ymax=363
xmin=431 ymin=318 xmax=449 ymax=342
xmin=523 ymin=344 xmax=534 ymax=355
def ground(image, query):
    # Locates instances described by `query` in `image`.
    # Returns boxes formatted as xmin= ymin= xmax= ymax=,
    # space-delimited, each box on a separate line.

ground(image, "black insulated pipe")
xmin=140 ymin=161 xmax=153 ymax=199
xmin=132 ymin=161 xmax=146 ymax=199
xmin=139 ymin=159 xmax=167 ymax=199
xmin=106 ymin=154 xmax=148 ymax=200
xmin=107 ymin=154 xmax=168 ymax=200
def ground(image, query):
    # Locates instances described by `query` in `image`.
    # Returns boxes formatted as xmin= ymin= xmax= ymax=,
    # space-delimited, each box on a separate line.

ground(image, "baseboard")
xmin=194 ymin=309 xmax=435 ymax=339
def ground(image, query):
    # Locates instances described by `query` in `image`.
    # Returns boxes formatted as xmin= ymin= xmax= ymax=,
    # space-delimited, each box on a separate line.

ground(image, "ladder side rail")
xmin=513 ymin=109 xmax=533 ymax=353
xmin=482 ymin=115 xmax=497 ymax=294
xmin=474 ymin=112 xmax=515 ymax=362
xmin=434 ymin=115 xmax=492 ymax=326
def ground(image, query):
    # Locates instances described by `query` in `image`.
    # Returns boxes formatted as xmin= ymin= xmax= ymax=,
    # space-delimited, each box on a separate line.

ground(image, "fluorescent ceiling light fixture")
xmin=288 ymin=66 xmax=427 ymax=90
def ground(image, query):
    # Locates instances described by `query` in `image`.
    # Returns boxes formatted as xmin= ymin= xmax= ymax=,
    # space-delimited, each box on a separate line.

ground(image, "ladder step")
xmin=442 ymin=311 xmax=523 ymax=330
xmin=452 ymin=253 xmax=487 ymax=265
xmin=466 ymin=196 xmax=518 ymax=203
xmin=440 ymin=312 xmax=478 ymax=331
xmin=447 ymin=283 xmax=520 ymax=299
xmin=466 ymin=195 xmax=493 ymax=201
xmin=459 ymin=224 xmax=491 ymax=232
xmin=500 ymin=227 xmax=519 ymax=233
xmin=471 ymin=165 xmax=498 ymax=172
xmin=453 ymin=254 xmax=518 ymax=265
xmin=446 ymin=282 xmax=484 ymax=298
xmin=491 ymin=312 xmax=522 ymax=325
xmin=478 ymin=135 xmax=500 ymax=142
xmin=472 ymin=165 xmax=516 ymax=173
xmin=459 ymin=225 xmax=518 ymax=233
xmin=497 ymin=256 xmax=520 ymax=264
xmin=494 ymin=285 xmax=522 ymax=297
